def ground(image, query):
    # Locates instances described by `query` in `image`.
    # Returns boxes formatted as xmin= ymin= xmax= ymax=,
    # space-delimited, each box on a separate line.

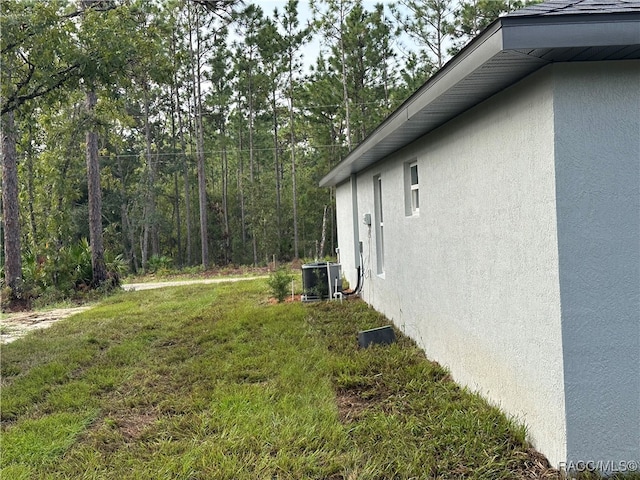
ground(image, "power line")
xmin=97 ymin=143 xmax=347 ymax=160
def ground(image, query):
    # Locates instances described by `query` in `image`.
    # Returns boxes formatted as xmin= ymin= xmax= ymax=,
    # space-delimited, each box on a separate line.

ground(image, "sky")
xmin=256 ymin=0 xmax=419 ymax=71
xmin=260 ymin=0 xmax=397 ymax=17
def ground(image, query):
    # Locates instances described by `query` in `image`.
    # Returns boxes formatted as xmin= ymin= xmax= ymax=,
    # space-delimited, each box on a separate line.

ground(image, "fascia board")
xmin=406 ymin=26 xmax=504 ymax=119
xmin=502 ymin=14 xmax=640 ymax=49
xmin=319 ymin=104 xmax=410 ymax=187
xmin=346 ymin=106 xmax=410 ymax=164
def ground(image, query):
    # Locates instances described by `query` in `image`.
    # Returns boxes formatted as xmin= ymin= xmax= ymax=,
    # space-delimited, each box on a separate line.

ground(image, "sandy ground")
xmin=121 ymin=276 xmax=266 ymax=291
xmin=1 ymin=276 xmax=267 ymax=345
xmin=1 ymin=307 xmax=92 ymax=344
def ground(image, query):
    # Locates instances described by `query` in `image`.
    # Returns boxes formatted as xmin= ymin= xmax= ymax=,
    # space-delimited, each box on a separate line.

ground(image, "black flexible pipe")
xmin=341 ymin=265 xmax=362 ymax=296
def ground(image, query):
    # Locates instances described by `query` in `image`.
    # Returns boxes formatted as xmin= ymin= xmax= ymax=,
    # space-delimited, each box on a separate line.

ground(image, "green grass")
xmin=0 ymin=279 xmax=618 ymax=479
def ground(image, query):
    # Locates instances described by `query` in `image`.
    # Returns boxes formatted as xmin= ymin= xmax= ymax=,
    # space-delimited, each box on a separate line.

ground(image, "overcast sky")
xmin=255 ymin=0 xmax=417 ymax=71
xmin=259 ymin=0 xmax=397 ymax=16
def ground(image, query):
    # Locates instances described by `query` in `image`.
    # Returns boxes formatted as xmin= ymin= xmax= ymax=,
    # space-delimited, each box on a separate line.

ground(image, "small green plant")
xmin=105 ymin=253 xmax=128 ymax=286
xmin=267 ymin=267 xmax=293 ymax=303
xmin=146 ymin=255 xmax=173 ymax=274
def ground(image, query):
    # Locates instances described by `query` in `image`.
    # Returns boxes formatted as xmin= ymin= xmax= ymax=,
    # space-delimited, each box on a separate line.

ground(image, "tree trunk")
xmin=290 ymin=98 xmax=299 ymax=259
xmin=174 ymin=30 xmax=193 ymax=266
xmin=169 ymin=80 xmax=182 ymax=267
xmin=152 ymin=153 xmax=160 ymax=256
xmin=237 ymin=94 xmax=247 ymax=252
xmin=289 ymin=65 xmax=299 ymax=259
xmin=248 ymin=69 xmax=258 ymax=267
xmin=117 ymin=155 xmax=138 ymax=273
xmin=141 ymin=205 xmax=149 ymax=270
xmin=85 ymin=89 xmax=107 ymax=286
xmin=271 ymin=89 xmax=282 ymax=255
xmin=142 ymin=81 xmax=156 ymax=269
xmin=238 ymin=141 xmax=246 ymax=248
xmin=173 ymin=171 xmax=181 ymax=264
xmin=435 ymin=8 xmax=445 ymax=69
xmin=339 ymin=16 xmax=352 ymax=150
xmin=1 ymin=109 xmax=22 ymax=293
xmin=191 ymin=6 xmax=208 ymax=268
xmin=177 ymin=97 xmax=192 ymax=266
xmin=195 ymin=95 xmax=208 ymax=268
xmin=182 ymin=158 xmax=193 ymax=265
xmin=319 ymin=204 xmax=328 ymax=259
xmin=221 ymin=139 xmax=230 ymax=264
xmin=26 ymin=124 xmax=37 ymax=247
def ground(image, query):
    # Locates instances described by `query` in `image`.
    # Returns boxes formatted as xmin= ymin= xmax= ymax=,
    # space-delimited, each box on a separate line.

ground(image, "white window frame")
xmin=404 ymin=160 xmax=420 ymax=216
xmin=410 ymin=162 xmax=419 ymax=214
xmin=373 ymin=174 xmax=385 ymax=275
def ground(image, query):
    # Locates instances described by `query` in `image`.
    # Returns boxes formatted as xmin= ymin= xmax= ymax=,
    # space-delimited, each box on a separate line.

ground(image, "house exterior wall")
xmin=335 ymin=176 xmax=357 ymax=274
xmin=553 ymin=61 xmax=640 ymax=468
xmin=336 ymin=67 xmax=568 ymax=465
xmin=335 ymin=60 xmax=640 ymax=469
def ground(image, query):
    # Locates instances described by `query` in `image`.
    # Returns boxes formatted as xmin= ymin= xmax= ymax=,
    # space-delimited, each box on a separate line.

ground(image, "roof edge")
xmin=319 ymin=20 xmax=506 ymax=188
xmin=320 ymin=8 xmax=640 ymax=188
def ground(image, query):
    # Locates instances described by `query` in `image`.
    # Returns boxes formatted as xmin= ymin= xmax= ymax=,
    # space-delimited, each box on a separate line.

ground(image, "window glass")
xmin=374 ymin=174 xmax=384 ymax=274
xmin=409 ymin=162 xmax=419 ymax=215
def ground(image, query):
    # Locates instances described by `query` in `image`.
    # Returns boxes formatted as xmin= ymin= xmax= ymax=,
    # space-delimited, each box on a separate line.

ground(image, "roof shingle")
xmin=507 ymin=0 xmax=640 ymax=16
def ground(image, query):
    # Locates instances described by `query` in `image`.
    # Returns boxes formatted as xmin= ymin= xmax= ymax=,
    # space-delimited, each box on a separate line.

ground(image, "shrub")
xmin=105 ymin=253 xmax=128 ymax=287
xmin=267 ymin=267 xmax=293 ymax=303
xmin=146 ymin=255 xmax=173 ymax=274
xmin=4 ymin=239 xmax=129 ymax=309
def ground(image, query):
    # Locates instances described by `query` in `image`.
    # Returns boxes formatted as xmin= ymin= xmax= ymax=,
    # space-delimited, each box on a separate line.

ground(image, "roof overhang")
xmin=319 ymin=11 xmax=640 ymax=188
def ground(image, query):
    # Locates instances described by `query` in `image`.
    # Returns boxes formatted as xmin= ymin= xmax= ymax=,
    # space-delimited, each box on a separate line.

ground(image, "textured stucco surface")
xmin=335 ymin=177 xmax=360 ymax=274
xmin=334 ymin=60 xmax=640 ymax=469
xmin=553 ymin=61 xmax=640 ymax=467
xmin=336 ymin=67 xmax=568 ymax=465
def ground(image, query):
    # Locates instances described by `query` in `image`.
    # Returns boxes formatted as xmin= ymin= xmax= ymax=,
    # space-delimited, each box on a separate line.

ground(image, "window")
xmin=410 ymin=163 xmax=420 ymax=213
xmin=405 ymin=161 xmax=420 ymax=216
xmin=374 ymin=174 xmax=384 ymax=275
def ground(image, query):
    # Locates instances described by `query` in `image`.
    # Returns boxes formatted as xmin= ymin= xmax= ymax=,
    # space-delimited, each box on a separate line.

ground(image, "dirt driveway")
xmin=121 ymin=276 xmax=266 ymax=291
xmin=1 ymin=276 xmax=266 ymax=345
xmin=1 ymin=307 xmax=92 ymax=344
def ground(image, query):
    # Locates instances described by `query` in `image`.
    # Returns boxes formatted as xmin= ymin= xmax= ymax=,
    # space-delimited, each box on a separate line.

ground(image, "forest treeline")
xmin=1 ymin=0 xmax=531 ymax=305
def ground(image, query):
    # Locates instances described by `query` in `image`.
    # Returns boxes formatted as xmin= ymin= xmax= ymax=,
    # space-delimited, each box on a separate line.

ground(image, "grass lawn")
xmin=2 ymin=279 xmax=559 ymax=479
